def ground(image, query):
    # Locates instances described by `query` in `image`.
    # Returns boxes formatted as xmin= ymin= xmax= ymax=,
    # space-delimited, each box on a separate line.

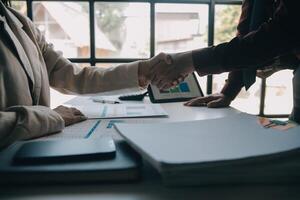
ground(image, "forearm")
xmin=0 ymin=112 xmax=17 ymax=149
xmin=0 ymin=106 xmax=64 ymax=150
xmin=33 ymin=21 xmax=140 ymax=95
xmin=221 ymin=71 xmax=244 ymax=100
xmin=49 ymin=59 xmax=140 ymax=95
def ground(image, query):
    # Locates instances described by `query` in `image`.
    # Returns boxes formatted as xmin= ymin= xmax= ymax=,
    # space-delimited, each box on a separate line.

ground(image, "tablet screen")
xmin=148 ymin=73 xmax=203 ymax=103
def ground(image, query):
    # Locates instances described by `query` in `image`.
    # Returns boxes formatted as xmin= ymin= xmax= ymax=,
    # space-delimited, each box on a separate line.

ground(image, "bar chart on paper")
xmin=160 ymin=82 xmax=191 ymax=94
xmin=75 ymin=104 xmax=168 ymax=119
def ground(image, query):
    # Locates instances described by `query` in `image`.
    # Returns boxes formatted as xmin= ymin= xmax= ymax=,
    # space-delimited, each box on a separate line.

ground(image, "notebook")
xmin=115 ymin=113 xmax=300 ymax=186
xmin=0 ymin=140 xmax=141 ymax=185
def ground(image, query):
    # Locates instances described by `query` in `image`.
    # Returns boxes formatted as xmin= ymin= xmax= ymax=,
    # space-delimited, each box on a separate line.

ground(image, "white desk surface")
xmin=1 ymin=96 xmax=300 ymax=200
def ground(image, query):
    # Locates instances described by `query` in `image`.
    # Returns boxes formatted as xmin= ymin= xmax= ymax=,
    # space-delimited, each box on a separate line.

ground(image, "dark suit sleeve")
xmin=217 ymin=0 xmax=253 ymax=98
xmin=192 ymin=0 xmax=300 ymax=76
xmin=220 ymin=71 xmax=244 ymax=100
xmin=236 ymin=0 xmax=253 ymax=37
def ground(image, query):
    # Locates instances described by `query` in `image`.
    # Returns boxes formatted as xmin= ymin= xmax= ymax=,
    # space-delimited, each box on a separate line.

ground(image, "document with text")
xmin=74 ymin=104 xmax=168 ymax=119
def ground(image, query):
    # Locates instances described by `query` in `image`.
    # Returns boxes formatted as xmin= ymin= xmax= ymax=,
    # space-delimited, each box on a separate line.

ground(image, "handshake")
xmin=138 ymin=52 xmax=195 ymax=90
xmin=137 ymin=51 xmax=233 ymax=109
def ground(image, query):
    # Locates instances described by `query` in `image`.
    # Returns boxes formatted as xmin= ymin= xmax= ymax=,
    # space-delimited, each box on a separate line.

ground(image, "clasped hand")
xmin=138 ymin=52 xmax=195 ymax=90
xmin=139 ymin=52 xmax=232 ymax=108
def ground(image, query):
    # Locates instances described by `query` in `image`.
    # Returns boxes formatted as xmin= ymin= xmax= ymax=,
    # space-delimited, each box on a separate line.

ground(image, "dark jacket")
xmin=192 ymin=0 xmax=300 ymax=99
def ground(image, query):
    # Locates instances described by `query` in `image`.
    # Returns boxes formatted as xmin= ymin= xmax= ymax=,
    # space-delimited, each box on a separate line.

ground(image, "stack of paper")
xmin=115 ymin=113 xmax=300 ymax=186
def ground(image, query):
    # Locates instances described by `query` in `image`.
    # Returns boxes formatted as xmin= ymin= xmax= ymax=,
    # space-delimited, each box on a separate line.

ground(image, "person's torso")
xmin=253 ymin=0 xmax=299 ymax=70
xmin=0 ymin=5 xmax=50 ymax=110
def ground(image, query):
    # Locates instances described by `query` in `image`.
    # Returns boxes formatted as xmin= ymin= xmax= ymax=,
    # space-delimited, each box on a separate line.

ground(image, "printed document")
xmin=74 ymin=104 xmax=168 ymax=119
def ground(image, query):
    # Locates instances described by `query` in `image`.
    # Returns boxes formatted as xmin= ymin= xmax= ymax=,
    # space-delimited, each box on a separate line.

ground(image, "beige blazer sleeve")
xmin=0 ymin=9 xmax=142 ymax=149
xmin=0 ymin=11 xmax=65 ymax=149
xmin=0 ymin=106 xmax=64 ymax=150
xmin=33 ymin=23 xmax=140 ymax=95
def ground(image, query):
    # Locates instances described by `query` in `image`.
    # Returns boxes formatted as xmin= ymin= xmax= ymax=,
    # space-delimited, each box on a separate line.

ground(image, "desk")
xmin=1 ymin=96 xmax=300 ymax=200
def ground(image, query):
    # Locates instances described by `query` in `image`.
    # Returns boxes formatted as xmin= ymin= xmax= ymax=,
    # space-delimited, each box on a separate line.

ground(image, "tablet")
xmin=14 ymin=137 xmax=116 ymax=164
xmin=148 ymin=73 xmax=203 ymax=103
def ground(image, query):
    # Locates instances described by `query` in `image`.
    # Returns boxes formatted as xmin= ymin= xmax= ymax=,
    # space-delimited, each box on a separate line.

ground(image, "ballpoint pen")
xmin=93 ymin=99 xmax=121 ymax=104
xmin=263 ymin=120 xmax=288 ymax=128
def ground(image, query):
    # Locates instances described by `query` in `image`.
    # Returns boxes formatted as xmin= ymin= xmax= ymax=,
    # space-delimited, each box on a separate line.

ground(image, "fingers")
xmin=151 ymin=72 xmax=162 ymax=86
xmin=71 ymin=107 xmax=84 ymax=116
xmin=149 ymin=60 xmax=167 ymax=77
xmin=54 ymin=106 xmax=88 ymax=127
xmin=73 ymin=115 xmax=87 ymax=124
xmin=164 ymin=54 xmax=173 ymax=65
xmin=157 ymin=79 xmax=165 ymax=90
xmin=172 ymin=75 xmax=186 ymax=85
xmin=66 ymin=112 xmax=87 ymax=126
xmin=184 ymin=93 xmax=232 ymax=108
xmin=207 ymin=98 xmax=226 ymax=108
xmin=140 ymin=53 xmax=164 ymax=84
xmin=161 ymin=78 xmax=182 ymax=90
xmin=207 ymin=98 xmax=231 ymax=108
xmin=153 ymin=74 xmax=181 ymax=90
xmin=70 ymin=108 xmax=87 ymax=123
xmin=148 ymin=52 xmax=189 ymax=90
xmin=184 ymin=97 xmax=208 ymax=107
xmin=184 ymin=95 xmax=220 ymax=107
xmin=149 ymin=62 xmax=167 ymax=85
xmin=149 ymin=52 xmax=170 ymax=69
xmin=151 ymin=52 xmax=173 ymax=65
xmin=157 ymin=74 xmax=187 ymax=90
xmin=150 ymin=66 xmax=187 ymax=90
xmin=151 ymin=70 xmax=173 ymax=88
xmin=149 ymin=53 xmax=173 ymax=85
xmin=161 ymin=82 xmax=173 ymax=90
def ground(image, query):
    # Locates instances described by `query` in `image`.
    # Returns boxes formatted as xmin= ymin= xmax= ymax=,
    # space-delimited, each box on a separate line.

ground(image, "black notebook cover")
xmin=0 ymin=140 xmax=141 ymax=185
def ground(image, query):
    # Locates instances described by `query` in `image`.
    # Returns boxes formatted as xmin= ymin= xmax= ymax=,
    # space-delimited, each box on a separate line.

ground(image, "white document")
xmin=115 ymin=113 xmax=300 ymax=165
xmin=38 ymin=119 xmax=123 ymax=140
xmin=38 ymin=117 xmax=164 ymax=141
xmin=37 ymin=120 xmax=103 ymax=140
xmin=74 ymin=104 xmax=168 ymax=119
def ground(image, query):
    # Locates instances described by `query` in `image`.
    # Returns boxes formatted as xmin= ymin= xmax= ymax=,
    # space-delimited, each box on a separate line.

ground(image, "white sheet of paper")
xmin=36 ymin=120 xmax=102 ymax=140
xmin=37 ymin=117 xmax=164 ymax=141
xmin=74 ymin=104 xmax=168 ymax=119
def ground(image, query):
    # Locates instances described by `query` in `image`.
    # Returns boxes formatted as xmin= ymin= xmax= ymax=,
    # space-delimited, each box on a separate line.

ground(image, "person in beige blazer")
xmin=0 ymin=1 xmax=162 ymax=149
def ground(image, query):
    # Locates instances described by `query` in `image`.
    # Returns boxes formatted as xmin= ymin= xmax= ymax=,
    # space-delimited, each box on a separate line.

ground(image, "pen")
xmin=263 ymin=120 xmax=288 ymax=128
xmin=93 ymin=99 xmax=121 ymax=104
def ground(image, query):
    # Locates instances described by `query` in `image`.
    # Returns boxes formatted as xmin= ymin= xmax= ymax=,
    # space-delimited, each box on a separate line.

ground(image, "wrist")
xmin=172 ymin=51 xmax=195 ymax=71
xmin=138 ymin=61 xmax=150 ymax=89
xmin=220 ymin=71 xmax=245 ymax=101
xmin=221 ymin=81 xmax=242 ymax=101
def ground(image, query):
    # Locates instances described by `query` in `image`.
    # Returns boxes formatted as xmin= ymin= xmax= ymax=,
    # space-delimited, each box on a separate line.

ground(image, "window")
xmin=265 ymin=70 xmax=293 ymax=115
xmin=32 ymin=2 xmax=90 ymax=58
xmin=213 ymin=4 xmax=261 ymax=115
xmin=95 ymin=2 xmax=150 ymax=58
xmin=11 ymin=0 xmax=294 ymax=117
xmin=155 ymin=3 xmax=208 ymax=54
xmin=11 ymin=1 xmax=27 ymax=15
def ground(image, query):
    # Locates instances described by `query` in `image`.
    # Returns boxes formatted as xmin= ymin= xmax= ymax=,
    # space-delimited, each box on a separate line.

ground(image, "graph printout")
xmin=74 ymin=104 xmax=168 ymax=119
